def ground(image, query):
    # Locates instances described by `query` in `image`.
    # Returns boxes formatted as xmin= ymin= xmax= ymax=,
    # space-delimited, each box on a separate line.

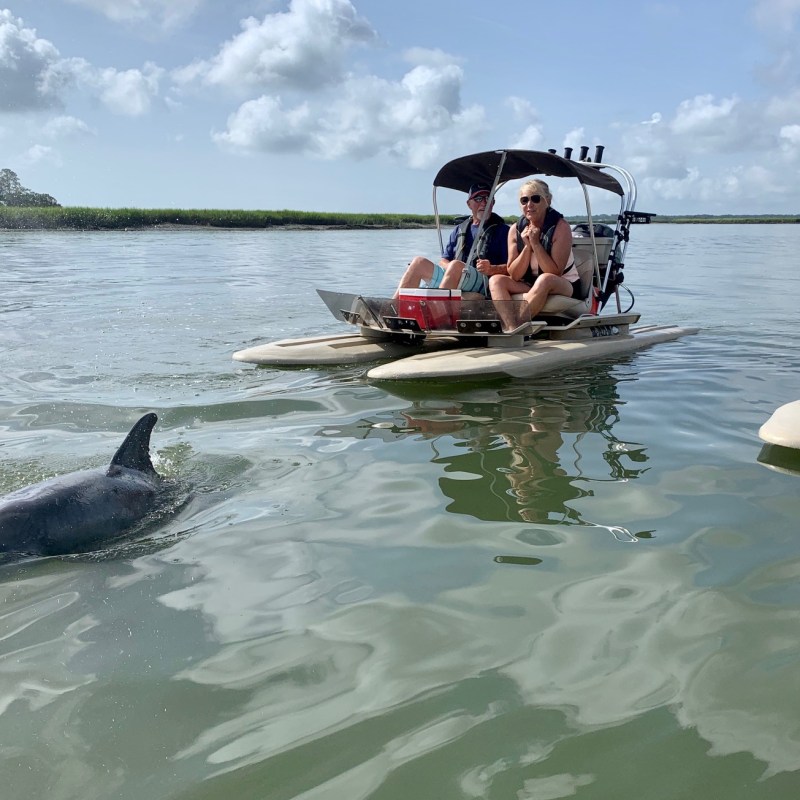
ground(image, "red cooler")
xmin=398 ymin=288 xmax=461 ymax=330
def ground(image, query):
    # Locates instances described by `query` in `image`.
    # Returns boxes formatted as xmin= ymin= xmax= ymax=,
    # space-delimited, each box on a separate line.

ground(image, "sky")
xmin=1 ymin=0 xmax=799 ymax=217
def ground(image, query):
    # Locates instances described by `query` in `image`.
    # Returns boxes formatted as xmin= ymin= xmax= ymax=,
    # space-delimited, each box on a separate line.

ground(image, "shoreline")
xmin=1 ymin=207 xmax=799 ymax=231
xmin=0 ymin=222 xmax=442 ymax=232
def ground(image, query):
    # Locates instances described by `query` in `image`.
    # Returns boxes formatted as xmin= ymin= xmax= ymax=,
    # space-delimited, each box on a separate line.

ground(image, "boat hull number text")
xmin=591 ymin=325 xmax=620 ymax=338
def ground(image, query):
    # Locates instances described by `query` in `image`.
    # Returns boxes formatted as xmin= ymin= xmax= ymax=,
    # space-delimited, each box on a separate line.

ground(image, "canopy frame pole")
xmin=463 ymin=150 xmax=508 ymax=278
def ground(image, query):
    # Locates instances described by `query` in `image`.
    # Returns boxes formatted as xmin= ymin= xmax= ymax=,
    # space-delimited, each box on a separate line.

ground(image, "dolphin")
xmin=0 ymin=413 xmax=165 ymax=558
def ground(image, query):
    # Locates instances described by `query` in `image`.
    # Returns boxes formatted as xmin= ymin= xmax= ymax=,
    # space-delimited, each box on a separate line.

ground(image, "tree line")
xmin=0 ymin=169 xmax=59 ymax=207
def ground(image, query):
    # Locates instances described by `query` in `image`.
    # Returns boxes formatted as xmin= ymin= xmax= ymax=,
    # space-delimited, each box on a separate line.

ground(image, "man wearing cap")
xmin=393 ymin=184 xmax=509 ymax=297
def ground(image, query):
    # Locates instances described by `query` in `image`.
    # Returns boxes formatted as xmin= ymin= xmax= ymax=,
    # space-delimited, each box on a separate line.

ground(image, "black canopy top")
xmin=433 ymin=149 xmax=625 ymax=196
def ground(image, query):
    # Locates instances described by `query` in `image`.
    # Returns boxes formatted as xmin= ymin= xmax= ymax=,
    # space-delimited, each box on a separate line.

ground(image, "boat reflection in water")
xmin=317 ymin=363 xmax=652 ymax=541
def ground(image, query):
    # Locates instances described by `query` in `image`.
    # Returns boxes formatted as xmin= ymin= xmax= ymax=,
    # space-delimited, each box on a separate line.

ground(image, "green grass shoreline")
xmin=1 ymin=206 xmax=798 ymax=230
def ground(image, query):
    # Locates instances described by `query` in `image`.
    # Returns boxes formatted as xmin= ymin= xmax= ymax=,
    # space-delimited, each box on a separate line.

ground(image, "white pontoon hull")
xmin=759 ymin=400 xmax=800 ymax=450
xmin=233 ymin=331 xmax=462 ymax=366
xmin=233 ymin=323 xmax=698 ymax=381
xmin=366 ymin=324 xmax=697 ymax=380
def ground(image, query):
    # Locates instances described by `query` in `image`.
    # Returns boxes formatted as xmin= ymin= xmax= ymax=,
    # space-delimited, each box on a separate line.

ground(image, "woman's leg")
xmin=523 ymin=273 xmax=575 ymax=317
xmin=489 ymin=275 xmax=532 ymax=331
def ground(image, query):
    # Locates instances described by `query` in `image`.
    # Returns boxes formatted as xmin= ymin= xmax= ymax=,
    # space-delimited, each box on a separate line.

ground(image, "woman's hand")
xmin=521 ymin=224 xmax=540 ymax=246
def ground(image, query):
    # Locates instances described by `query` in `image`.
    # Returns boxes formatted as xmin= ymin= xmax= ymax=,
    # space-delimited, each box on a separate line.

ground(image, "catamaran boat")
xmin=233 ymin=147 xmax=698 ymax=381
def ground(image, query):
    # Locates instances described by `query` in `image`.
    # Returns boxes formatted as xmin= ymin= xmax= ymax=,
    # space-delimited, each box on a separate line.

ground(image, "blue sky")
xmin=1 ymin=0 xmax=799 ymax=216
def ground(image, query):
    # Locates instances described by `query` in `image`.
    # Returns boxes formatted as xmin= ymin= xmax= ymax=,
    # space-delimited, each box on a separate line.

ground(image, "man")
xmin=393 ymin=184 xmax=509 ymax=297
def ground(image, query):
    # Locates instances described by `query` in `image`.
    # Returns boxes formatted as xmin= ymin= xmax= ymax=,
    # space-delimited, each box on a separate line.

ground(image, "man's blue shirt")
xmin=443 ymin=216 xmax=509 ymax=266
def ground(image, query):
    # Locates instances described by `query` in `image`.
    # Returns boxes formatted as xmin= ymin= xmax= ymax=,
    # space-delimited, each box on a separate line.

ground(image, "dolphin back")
xmin=1 ymin=413 xmax=164 ymax=557
xmin=109 ymin=413 xmax=159 ymax=477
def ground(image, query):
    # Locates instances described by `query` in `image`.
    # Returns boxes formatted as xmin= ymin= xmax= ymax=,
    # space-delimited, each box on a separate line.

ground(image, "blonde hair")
xmin=518 ymin=179 xmax=552 ymax=204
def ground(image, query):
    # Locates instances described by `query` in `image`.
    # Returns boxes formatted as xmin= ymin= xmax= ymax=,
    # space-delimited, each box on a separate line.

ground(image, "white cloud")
xmin=42 ymin=115 xmax=95 ymax=139
xmin=390 ymin=64 xmax=463 ymax=135
xmin=403 ymin=47 xmax=462 ymax=68
xmin=506 ymin=96 xmax=538 ymax=123
xmin=173 ymin=0 xmax=377 ymax=93
xmin=563 ymin=127 xmax=586 ymax=151
xmin=0 ymin=9 xmax=65 ymax=111
xmin=753 ymin=0 xmax=800 ymax=30
xmin=670 ymin=94 xmax=740 ymax=135
xmin=505 ymin=98 xmax=603 ymax=157
xmin=21 ymin=143 xmax=59 ymax=166
xmin=612 ymin=90 xmax=800 ymax=211
xmin=779 ymin=123 xmax=800 ymax=158
xmin=506 ymin=96 xmax=544 ymax=150
xmin=510 ymin=125 xmax=544 ymax=151
xmin=619 ymin=94 xmax=781 ymax=177
xmin=65 ymin=0 xmax=205 ymax=30
xmin=391 ymin=104 xmax=486 ymax=171
xmin=666 ymin=94 xmax=767 ymax=153
xmin=764 ymin=87 xmax=800 ymax=120
xmin=213 ymin=54 xmax=485 ymax=170
xmin=752 ymin=0 xmax=800 ymax=86
xmin=0 ymin=10 xmax=163 ymax=116
xmin=756 ymin=49 xmax=797 ymax=84
xmin=780 ymin=123 xmax=800 ymax=144
xmin=84 ymin=62 xmax=164 ymax=116
xmin=213 ymin=95 xmax=315 ymax=152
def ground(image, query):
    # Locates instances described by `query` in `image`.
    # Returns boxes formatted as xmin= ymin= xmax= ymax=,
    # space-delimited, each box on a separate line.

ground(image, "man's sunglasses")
xmin=520 ymin=194 xmax=542 ymax=205
xmin=470 ymin=194 xmax=490 ymax=203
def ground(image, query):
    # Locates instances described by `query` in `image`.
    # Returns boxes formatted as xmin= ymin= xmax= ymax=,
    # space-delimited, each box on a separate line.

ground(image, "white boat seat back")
xmin=512 ymin=243 xmax=597 ymax=318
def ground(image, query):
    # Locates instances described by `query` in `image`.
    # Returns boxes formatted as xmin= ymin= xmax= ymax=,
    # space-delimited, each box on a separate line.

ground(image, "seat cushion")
xmin=511 ymin=293 xmax=590 ymax=318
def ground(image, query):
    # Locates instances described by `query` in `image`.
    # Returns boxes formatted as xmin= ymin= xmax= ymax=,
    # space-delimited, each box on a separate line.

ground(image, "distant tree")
xmin=0 ymin=169 xmax=60 ymax=207
xmin=0 ymin=168 xmax=23 ymax=200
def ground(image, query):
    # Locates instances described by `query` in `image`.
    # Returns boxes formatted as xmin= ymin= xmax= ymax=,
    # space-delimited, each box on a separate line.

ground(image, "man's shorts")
xmin=426 ymin=263 xmax=488 ymax=296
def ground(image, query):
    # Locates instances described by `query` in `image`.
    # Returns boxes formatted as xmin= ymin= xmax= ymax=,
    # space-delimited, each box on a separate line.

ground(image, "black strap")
xmin=455 ymin=213 xmax=504 ymax=266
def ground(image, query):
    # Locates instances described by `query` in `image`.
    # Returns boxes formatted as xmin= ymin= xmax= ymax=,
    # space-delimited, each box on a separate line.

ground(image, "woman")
xmin=489 ymin=179 xmax=582 ymax=329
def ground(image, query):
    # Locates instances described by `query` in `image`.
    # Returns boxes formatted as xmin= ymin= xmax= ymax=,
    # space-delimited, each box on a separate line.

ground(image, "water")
xmin=2 ymin=225 xmax=800 ymax=799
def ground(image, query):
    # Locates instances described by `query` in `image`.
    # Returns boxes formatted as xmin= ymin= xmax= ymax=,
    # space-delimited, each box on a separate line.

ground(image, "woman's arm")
xmin=530 ymin=219 xmax=572 ymax=276
xmin=506 ymin=224 xmax=531 ymax=281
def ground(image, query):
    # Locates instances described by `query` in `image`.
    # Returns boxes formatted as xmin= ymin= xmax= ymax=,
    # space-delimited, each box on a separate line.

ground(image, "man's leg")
xmin=393 ymin=256 xmax=436 ymax=297
xmin=439 ymin=260 xmax=467 ymax=289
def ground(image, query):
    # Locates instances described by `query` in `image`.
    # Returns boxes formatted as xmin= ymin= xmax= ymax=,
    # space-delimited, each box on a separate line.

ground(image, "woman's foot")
xmin=498 ymin=301 xmax=531 ymax=333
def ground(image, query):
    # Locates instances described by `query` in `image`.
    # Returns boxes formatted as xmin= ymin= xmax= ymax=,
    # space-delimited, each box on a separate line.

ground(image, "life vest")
xmin=454 ymin=212 xmax=505 ymax=266
xmin=515 ymin=206 xmax=577 ymax=286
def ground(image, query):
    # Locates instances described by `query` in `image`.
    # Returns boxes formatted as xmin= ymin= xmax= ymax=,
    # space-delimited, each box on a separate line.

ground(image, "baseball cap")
xmin=468 ymin=184 xmax=491 ymax=200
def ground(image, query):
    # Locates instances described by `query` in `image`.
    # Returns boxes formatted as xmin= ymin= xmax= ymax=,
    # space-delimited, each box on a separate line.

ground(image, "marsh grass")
xmin=0 ymin=207 xmax=447 ymax=230
xmin=653 ymin=215 xmax=800 ymax=223
xmin=1 ymin=207 xmax=798 ymax=230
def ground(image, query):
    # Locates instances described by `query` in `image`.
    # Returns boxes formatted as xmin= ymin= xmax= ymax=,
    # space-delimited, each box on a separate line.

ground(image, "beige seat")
xmin=511 ymin=245 xmax=596 ymax=318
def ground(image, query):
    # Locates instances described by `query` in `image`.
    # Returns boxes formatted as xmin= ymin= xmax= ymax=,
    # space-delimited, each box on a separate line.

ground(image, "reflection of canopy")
xmin=433 ymin=149 xmax=625 ymax=196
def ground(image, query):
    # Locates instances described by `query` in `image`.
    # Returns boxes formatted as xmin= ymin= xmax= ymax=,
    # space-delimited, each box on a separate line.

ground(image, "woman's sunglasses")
xmin=519 ymin=195 xmax=542 ymax=205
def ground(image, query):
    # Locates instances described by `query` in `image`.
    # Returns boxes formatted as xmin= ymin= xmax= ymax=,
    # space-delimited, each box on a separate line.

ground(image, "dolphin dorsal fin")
xmin=108 ymin=413 xmax=159 ymax=476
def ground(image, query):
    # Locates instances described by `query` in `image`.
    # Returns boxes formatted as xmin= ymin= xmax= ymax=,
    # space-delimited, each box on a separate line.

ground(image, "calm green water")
xmin=2 ymin=225 xmax=800 ymax=799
